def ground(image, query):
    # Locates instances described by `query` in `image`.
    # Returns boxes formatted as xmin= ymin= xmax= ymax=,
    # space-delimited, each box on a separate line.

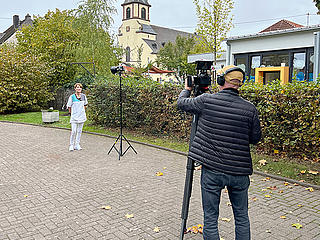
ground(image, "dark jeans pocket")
xmin=230 ymin=175 xmax=250 ymax=190
xmin=201 ymin=167 xmax=226 ymax=191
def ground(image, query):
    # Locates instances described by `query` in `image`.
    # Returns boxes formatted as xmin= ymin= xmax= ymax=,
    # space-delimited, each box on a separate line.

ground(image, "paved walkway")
xmin=0 ymin=122 xmax=319 ymax=240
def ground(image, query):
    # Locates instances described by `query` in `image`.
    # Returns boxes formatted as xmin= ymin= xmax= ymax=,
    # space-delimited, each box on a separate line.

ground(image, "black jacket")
xmin=177 ymin=88 xmax=262 ymax=175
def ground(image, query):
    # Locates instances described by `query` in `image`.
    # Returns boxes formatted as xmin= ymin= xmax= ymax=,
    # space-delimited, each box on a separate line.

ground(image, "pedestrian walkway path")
xmin=0 ymin=122 xmax=319 ymax=240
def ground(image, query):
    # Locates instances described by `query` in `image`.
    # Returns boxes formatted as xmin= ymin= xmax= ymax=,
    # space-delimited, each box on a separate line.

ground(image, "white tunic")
xmin=67 ymin=93 xmax=88 ymax=123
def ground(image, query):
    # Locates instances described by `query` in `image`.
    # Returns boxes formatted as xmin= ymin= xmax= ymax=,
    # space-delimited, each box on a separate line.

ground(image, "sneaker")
xmin=74 ymin=145 xmax=82 ymax=150
xmin=69 ymin=145 xmax=74 ymax=151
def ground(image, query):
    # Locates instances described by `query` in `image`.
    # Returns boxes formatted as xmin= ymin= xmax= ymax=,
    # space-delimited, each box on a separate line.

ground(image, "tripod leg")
xmin=108 ymin=135 xmax=121 ymax=154
xmin=122 ymin=135 xmax=137 ymax=154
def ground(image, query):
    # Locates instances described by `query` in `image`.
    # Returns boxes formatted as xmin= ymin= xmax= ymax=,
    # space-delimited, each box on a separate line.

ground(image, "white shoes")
xmin=69 ymin=145 xmax=74 ymax=151
xmin=74 ymin=144 xmax=82 ymax=150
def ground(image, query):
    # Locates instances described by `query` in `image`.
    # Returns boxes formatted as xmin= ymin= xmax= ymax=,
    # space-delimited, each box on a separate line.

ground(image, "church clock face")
xmin=126 ymin=26 xmax=130 ymax=32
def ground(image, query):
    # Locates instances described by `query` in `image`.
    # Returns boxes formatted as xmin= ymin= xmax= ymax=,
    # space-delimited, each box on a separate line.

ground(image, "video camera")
xmin=110 ymin=65 xmax=125 ymax=74
xmin=187 ymin=60 xmax=213 ymax=96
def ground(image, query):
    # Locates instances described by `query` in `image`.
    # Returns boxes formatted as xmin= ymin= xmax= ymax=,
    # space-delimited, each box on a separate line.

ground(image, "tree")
xmin=73 ymin=0 xmax=122 ymax=76
xmin=156 ymin=35 xmax=197 ymax=80
xmin=0 ymin=45 xmax=52 ymax=113
xmin=193 ymin=0 xmax=234 ymax=64
xmin=314 ymin=0 xmax=320 ymax=14
xmin=16 ymin=9 xmax=79 ymax=88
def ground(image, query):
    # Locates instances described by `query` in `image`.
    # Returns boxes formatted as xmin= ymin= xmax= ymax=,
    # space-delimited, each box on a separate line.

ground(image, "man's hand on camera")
xmin=185 ymin=79 xmax=192 ymax=91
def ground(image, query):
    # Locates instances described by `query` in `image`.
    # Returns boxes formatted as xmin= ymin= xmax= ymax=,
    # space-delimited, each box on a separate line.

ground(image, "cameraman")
xmin=177 ymin=65 xmax=261 ymax=240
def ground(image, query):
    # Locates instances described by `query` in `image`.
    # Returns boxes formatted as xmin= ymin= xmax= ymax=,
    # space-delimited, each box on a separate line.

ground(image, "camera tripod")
xmin=108 ymin=69 xmax=137 ymax=160
xmin=179 ymin=114 xmax=198 ymax=240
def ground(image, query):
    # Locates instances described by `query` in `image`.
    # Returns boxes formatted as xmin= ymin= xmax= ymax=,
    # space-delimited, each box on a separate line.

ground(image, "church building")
xmin=118 ymin=0 xmax=194 ymax=69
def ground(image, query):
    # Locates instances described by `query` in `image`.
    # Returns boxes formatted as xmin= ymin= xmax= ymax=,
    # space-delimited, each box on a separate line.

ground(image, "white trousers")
xmin=70 ymin=122 xmax=84 ymax=147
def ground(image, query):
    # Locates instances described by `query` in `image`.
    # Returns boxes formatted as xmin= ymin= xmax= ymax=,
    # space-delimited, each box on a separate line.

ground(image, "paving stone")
xmin=0 ymin=122 xmax=319 ymax=239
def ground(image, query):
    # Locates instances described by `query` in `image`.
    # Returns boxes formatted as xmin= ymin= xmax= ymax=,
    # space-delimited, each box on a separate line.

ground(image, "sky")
xmin=0 ymin=0 xmax=319 ymax=38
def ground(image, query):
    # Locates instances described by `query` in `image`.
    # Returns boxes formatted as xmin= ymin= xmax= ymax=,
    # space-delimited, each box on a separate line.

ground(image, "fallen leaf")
xmin=308 ymin=170 xmax=318 ymax=175
xmin=300 ymin=170 xmax=306 ymax=174
xmin=293 ymin=183 xmax=299 ymax=186
xmin=297 ymin=204 xmax=302 ymax=207
xmin=280 ymin=216 xmax=286 ymax=219
xmin=284 ymin=182 xmax=289 ymax=186
xmin=288 ymin=186 xmax=293 ymax=189
xmin=191 ymin=226 xmax=198 ymax=233
xmin=221 ymin=218 xmax=231 ymax=222
xmin=261 ymin=189 xmax=267 ymax=192
xmin=258 ymin=159 xmax=267 ymax=166
xmin=274 ymin=150 xmax=279 ymax=154
xmin=184 ymin=224 xmax=203 ymax=235
xmin=24 ymin=195 xmax=28 ymax=198
xmin=267 ymin=186 xmax=277 ymax=190
xmin=125 ymin=214 xmax=134 ymax=219
xmin=278 ymin=190 xmax=284 ymax=193
xmin=153 ymin=227 xmax=160 ymax=233
xmin=262 ymin=177 xmax=270 ymax=181
xmin=251 ymin=197 xmax=258 ymax=201
xmin=265 ymin=195 xmax=271 ymax=198
xmin=163 ymin=167 xmax=167 ymax=170
xmin=305 ymin=187 xmax=314 ymax=192
xmin=156 ymin=172 xmax=163 ymax=176
xmin=292 ymin=223 xmax=303 ymax=229
xmin=102 ymin=206 xmax=111 ymax=210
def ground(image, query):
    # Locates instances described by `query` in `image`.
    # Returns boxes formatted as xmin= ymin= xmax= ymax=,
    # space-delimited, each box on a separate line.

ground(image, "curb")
xmin=1 ymin=120 xmax=319 ymax=190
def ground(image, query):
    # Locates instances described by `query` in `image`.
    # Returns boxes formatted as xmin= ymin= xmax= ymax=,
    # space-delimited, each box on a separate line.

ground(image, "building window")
xmin=141 ymin=8 xmax=146 ymax=20
xmin=292 ymin=52 xmax=306 ymax=81
xmin=250 ymin=56 xmax=261 ymax=81
xmin=126 ymin=47 xmax=130 ymax=62
xmin=308 ymin=52 xmax=314 ymax=81
xmin=126 ymin=7 xmax=131 ymax=19
xmin=234 ymin=56 xmax=247 ymax=76
xmin=261 ymin=53 xmax=289 ymax=67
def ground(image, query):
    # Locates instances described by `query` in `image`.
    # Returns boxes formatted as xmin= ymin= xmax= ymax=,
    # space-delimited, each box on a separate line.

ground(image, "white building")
xmin=225 ymin=20 xmax=320 ymax=83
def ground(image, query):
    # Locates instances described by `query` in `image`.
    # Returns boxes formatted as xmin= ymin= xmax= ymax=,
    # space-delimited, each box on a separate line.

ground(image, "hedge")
xmin=240 ymin=80 xmax=319 ymax=160
xmin=88 ymin=77 xmax=320 ymax=161
xmin=87 ymin=76 xmax=191 ymax=139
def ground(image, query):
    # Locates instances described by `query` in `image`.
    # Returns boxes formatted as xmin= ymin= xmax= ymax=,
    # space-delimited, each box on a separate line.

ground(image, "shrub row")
xmin=240 ymin=80 xmax=320 ymax=160
xmin=87 ymin=76 xmax=191 ymax=139
xmin=88 ymin=77 xmax=320 ymax=160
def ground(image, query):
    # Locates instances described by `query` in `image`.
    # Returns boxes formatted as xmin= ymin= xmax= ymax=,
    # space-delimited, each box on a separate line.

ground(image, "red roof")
xmin=148 ymin=66 xmax=175 ymax=74
xmin=259 ymin=19 xmax=304 ymax=33
xmin=122 ymin=65 xmax=175 ymax=74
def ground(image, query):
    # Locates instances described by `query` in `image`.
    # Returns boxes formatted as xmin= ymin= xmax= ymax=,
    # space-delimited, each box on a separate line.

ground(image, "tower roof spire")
xmin=122 ymin=0 xmax=151 ymax=6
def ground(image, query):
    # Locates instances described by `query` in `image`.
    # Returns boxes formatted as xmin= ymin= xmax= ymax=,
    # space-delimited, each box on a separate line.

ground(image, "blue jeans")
xmin=201 ymin=166 xmax=251 ymax=240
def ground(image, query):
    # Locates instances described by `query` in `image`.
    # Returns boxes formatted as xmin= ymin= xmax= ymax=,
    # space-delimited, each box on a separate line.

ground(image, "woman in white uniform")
xmin=67 ymin=83 xmax=88 ymax=151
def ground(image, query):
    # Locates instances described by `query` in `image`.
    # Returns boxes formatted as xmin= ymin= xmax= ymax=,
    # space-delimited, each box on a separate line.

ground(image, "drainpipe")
xmin=314 ymin=32 xmax=320 ymax=82
xmin=226 ymin=41 xmax=231 ymax=66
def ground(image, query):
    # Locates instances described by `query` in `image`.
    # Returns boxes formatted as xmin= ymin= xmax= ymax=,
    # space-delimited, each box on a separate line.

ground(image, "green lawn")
xmin=0 ymin=112 xmax=319 ymax=185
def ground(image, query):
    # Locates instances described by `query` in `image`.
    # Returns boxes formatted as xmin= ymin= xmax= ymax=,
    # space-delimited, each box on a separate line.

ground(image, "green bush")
xmin=88 ymin=77 xmax=320 ymax=160
xmin=0 ymin=46 xmax=53 ymax=113
xmin=87 ymin=75 xmax=191 ymax=139
xmin=241 ymin=80 xmax=320 ymax=160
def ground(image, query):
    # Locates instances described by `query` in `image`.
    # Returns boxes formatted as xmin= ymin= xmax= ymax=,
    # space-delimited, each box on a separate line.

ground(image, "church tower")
xmin=118 ymin=0 xmax=155 ymax=67
xmin=118 ymin=0 xmax=193 ymax=70
xmin=121 ymin=0 xmax=151 ymax=23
